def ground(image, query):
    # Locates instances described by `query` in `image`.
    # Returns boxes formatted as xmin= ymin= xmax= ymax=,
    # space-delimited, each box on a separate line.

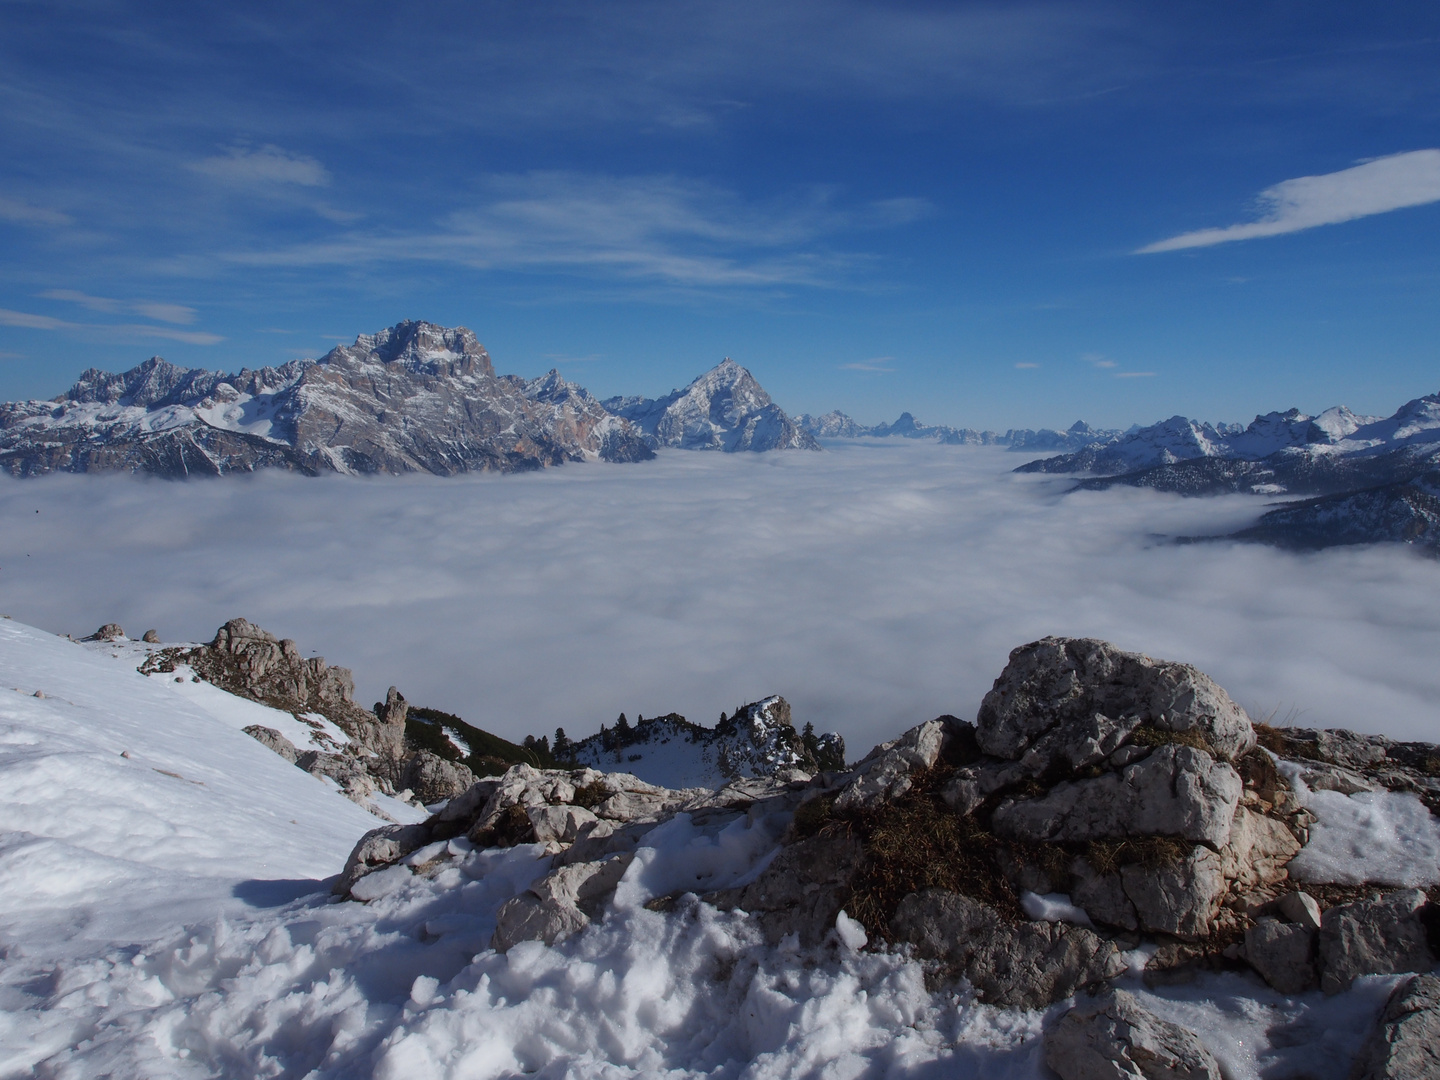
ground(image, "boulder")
xmin=141 ymin=629 xmax=160 ymax=644
xmin=1319 ymin=890 xmax=1436 ymax=995
xmin=833 ymin=718 xmax=958 ymax=810
xmin=991 ymin=745 xmax=1243 ymax=849
xmin=978 ymin=637 xmax=1254 ymax=763
xmin=889 ymin=889 xmax=1125 ymax=1009
xmin=1278 ymin=890 xmax=1323 ymax=931
xmin=1349 ymin=974 xmax=1440 ymax=1080
xmin=400 ymin=750 xmax=477 ymax=805
xmin=83 ymin=623 xmax=125 ymax=641
xmin=243 ymin=724 xmax=299 ymax=764
xmin=491 ymin=854 xmax=632 ymax=951
xmin=527 ymin=803 xmax=599 ymax=844
xmin=1244 ymin=917 xmax=1317 ymax=994
xmin=333 ymin=823 xmax=431 ymax=895
xmin=707 ymin=830 xmax=863 ymax=948
xmin=1044 ymin=989 xmax=1223 ymax=1080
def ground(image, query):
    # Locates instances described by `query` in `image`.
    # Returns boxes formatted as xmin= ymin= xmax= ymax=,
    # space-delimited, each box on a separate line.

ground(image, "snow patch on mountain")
xmin=604 ymin=358 xmax=818 ymax=452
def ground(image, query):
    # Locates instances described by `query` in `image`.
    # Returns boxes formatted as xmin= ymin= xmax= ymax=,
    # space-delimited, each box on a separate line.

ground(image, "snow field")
xmin=0 ymin=617 xmax=1426 ymax=1079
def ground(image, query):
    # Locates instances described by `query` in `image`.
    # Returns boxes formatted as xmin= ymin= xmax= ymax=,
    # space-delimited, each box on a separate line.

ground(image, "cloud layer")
xmin=1140 ymin=149 xmax=1440 ymax=252
xmin=3 ymin=444 xmax=1438 ymax=752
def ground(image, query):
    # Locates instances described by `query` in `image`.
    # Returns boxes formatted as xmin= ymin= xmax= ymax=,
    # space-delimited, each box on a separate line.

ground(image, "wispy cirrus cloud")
xmin=189 ymin=144 xmax=330 ymax=188
xmin=840 ymin=357 xmax=895 ymax=372
xmin=220 ymin=172 xmax=929 ymax=290
xmin=39 ymin=290 xmax=198 ymax=325
xmin=0 ymin=195 xmax=72 ymax=227
xmin=1139 ymin=149 xmax=1440 ymax=253
xmin=0 ymin=307 xmax=220 ymax=345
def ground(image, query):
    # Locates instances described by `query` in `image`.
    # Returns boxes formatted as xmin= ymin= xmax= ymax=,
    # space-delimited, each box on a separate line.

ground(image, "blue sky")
xmin=1 ymin=1 xmax=1438 ymax=430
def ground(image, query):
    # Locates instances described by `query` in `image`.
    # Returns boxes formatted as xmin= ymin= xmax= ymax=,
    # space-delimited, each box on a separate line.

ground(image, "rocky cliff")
xmin=0 ymin=321 xmax=655 ymax=477
xmin=604 ymin=358 xmax=818 ymax=452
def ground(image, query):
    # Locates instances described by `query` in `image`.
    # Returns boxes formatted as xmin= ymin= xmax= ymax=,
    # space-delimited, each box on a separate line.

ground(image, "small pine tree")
xmin=553 ymin=727 xmax=569 ymax=756
xmin=615 ymin=713 xmax=631 ymax=735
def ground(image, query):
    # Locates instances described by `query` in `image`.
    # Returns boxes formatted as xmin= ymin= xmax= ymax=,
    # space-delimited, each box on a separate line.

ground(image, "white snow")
xmin=1019 ymin=891 xmax=1095 ymax=927
xmin=1278 ymin=759 xmax=1440 ymax=886
xmin=0 ymin=615 xmax=1414 ymax=1078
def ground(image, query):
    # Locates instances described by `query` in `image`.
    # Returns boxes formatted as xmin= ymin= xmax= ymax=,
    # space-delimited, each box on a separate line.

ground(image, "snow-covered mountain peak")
xmin=337 ymin=320 xmax=495 ymax=378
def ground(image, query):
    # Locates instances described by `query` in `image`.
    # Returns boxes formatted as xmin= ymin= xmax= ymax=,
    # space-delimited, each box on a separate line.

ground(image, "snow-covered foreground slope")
xmin=0 ymin=616 xmax=1428 ymax=1079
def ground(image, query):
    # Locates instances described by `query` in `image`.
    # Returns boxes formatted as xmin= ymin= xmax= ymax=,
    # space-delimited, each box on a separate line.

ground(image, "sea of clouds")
xmin=3 ymin=441 xmax=1438 ymax=750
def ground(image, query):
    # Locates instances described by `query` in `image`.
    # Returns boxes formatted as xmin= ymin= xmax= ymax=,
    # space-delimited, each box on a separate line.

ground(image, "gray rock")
xmin=707 ymin=831 xmax=863 ymax=948
xmin=141 ymin=629 xmax=160 ymax=644
xmin=1278 ymin=890 xmax=1323 ymax=931
xmin=242 ymin=724 xmax=299 ymax=764
xmin=1044 ymin=989 xmax=1223 ymax=1080
xmin=889 ymin=889 xmax=1126 ymax=1009
xmin=83 ymin=623 xmax=125 ymax=641
xmin=527 ymin=803 xmax=600 ymax=843
xmin=400 ymin=750 xmax=477 ymax=805
xmin=1319 ymin=890 xmax=1436 ymax=994
xmin=333 ymin=823 xmax=431 ymax=895
xmin=834 ymin=718 xmax=953 ymax=810
xmin=978 ymin=637 xmax=1254 ymax=763
xmin=1121 ymin=846 xmax=1226 ymax=939
xmin=433 ymin=778 xmax=502 ymax=823
xmin=1070 ymin=857 xmax=1138 ymax=931
xmin=1349 ymin=974 xmax=1440 ymax=1080
xmin=991 ymin=745 xmax=1243 ymax=849
xmin=491 ymin=893 xmax=589 ymax=952
xmin=375 ymin=686 xmax=408 ymax=729
xmin=1245 ymin=917 xmax=1318 ymax=994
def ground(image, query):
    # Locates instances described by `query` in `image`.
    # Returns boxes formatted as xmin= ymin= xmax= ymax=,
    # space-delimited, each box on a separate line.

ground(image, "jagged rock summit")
xmin=604 ymin=358 xmax=818 ymax=452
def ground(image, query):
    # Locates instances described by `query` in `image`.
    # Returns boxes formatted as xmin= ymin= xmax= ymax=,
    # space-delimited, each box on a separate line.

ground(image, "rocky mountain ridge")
xmin=330 ymin=634 xmax=1440 ymax=1080
xmin=0 ymin=323 xmax=817 ymax=477
xmin=1020 ymin=391 xmax=1440 ymax=554
xmin=603 ymin=358 xmax=817 ymax=452
xmin=797 ymin=409 xmax=1119 ymax=452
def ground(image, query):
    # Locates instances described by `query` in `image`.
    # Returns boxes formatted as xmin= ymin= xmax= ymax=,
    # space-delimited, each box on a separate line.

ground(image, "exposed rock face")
xmin=1044 ymin=989 xmax=1224 ymax=1080
xmin=603 ymin=359 xmax=818 ymax=452
xmin=328 ymin=634 xmax=1440 ymax=1016
xmin=890 ymin=889 xmax=1126 ymax=1009
xmin=400 ymin=750 xmax=478 ymax=805
xmin=0 ymin=321 xmax=653 ymax=477
xmin=243 ymin=725 xmax=299 ymax=764
xmin=794 ymin=410 xmax=1120 ymax=450
xmin=976 ymin=637 xmax=1255 ymax=764
xmin=1318 ymin=890 xmax=1436 ymax=995
xmin=1350 ymin=975 xmax=1440 ymax=1080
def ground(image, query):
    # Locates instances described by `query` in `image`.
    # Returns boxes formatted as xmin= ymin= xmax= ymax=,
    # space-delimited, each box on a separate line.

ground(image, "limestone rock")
xmin=242 ymin=724 xmax=299 ymax=764
xmin=1044 ymin=989 xmax=1223 ymax=1080
xmin=707 ymin=831 xmax=863 ymax=948
xmin=527 ymin=803 xmax=600 ymax=844
xmin=1244 ymin=918 xmax=1318 ymax=994
xmin=400 ymin=749 xmax=477 ymax=805
xmin=333 ymin=823 xmax=431 ymax=895
xmin=834 ymin=717 xmax=957 ymax=810
xmin=991 ymin=745 xmax=1243 ymax=849
xmin=375 ymin=686 xmax=408 ymax=729
xmin=890 ymin=889 xmax=1126 ymax=1009
xmin=83 ymin=623 xmax=125 ymax=641
xmin=1278 ymin=890 xmax=1323 ymax=931
xmin=491 ymin=893 xmax=589 ymax=952
xmin=1120 ymin=847 xmax=1226 ymax=939
xmin=1349 ymin=974 xmax=1440 ymax=1080
xmin=141 ymin=629 xmax=160 ymax=643
xmin=978 ymin=637 xmax=1255 ymax=763
xmin=1319 ymin=890 xmax=1436 ymax=994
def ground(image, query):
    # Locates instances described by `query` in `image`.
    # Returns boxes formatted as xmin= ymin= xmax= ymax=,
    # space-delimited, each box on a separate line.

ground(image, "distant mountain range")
xmin=1016 ymin=395 xmax=1440 ymax=554
xmin=0 ymin=322 xmax=815 ymax=478
xmin=796 ymin=410 xmax=1118 ymax=452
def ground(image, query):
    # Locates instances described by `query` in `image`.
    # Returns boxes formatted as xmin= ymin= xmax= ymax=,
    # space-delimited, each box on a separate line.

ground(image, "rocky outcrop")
xmin=1350 ymin=975 xmax=1440 ymax=1080
xmin=891 ymin=889 xmax=1125 ymax=1008
xmin=1044 ymin=989 xmax=1223 ymax=1080
xmin=400 ymin=750 xmax=478 ymax=806
xmin=603 ymin=359 xmax=818 ymax=452
xmin=0 ymin=321 xmax=653 ymax=477
xmin=243 ymin=725 xmax=298 ymax=764
xmin=330 ymin=634 xmax=1440 ymax=1017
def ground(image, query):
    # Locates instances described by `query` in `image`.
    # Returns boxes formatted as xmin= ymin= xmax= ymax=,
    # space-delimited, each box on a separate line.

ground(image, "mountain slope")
xmin=0 ymin=321 xmax=654 ymax=477
xmin=604 ymin=358 xmax=818 ymax=452
xmin=796 ymin=410 xmax=1119 ymax=451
